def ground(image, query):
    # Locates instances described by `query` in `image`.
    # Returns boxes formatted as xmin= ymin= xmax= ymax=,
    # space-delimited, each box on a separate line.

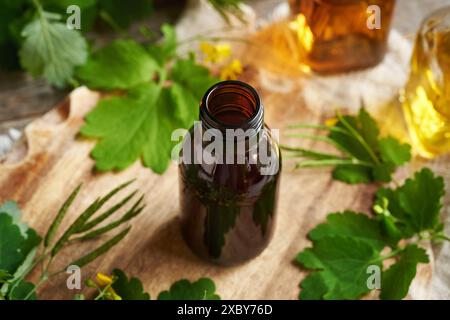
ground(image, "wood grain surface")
xmin=1 ymin=0 xmax=450 ymax=300
xmin=0 ymin=75 xmax=436 ymax=299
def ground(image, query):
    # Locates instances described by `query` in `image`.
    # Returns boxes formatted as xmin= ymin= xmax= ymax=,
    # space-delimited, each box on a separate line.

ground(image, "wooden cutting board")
xmin=0 ymin=45 xmax=441 ymax=300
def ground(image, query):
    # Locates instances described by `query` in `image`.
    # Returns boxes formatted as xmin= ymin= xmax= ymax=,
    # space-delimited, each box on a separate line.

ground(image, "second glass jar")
xmin=289 ymin=0 xmax=396 ymax=74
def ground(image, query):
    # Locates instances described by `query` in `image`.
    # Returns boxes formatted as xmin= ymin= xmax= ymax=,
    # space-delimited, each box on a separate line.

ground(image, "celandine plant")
xmin=284 ymin=108 xmax=450 ymax=300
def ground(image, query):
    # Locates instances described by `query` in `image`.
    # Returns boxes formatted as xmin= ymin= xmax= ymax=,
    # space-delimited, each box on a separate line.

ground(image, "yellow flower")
xmin=96 ymin=273 xmax=113 ymax=286
xmin=199 ymin=42 xmax=231 ymax=63
xmin=95 ymin=273 xmax=122 ymax=300
xmin=325 ymin=117 xmax=338 ymax=127
xmin=220 ymin=59 xmax=243 ymax=81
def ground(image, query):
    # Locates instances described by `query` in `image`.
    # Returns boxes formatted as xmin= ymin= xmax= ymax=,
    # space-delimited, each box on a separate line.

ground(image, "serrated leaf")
xmin=81 ymin=59 xmax=217 ymax=174
xmin=309 ymin=211 xmax=386 ymax=251
xmin=0 ymin=213 xmax=40 ymax=275
xmin=77 ymin=40 xmax=158 ymax=90
xmin=288 ymin=108 xmax=411 ymax=184
xmin=81 ymin=82 xmax=169 ymax=172
xmin=398 ymin=168 xmax=445 ymax=232
xmin=169 ymin=57 xmax=218 ymax=127
xmin=158 ymin=278 xmax=220 ymax=300
xmin=0 ymin=201 xmax=27 ymax=236
xmin=111 ymin=269 xmax=150 ymax=300
xmin=329 ymin=115 xmax=374 ymax=163
xmin=332 ymin=165 xmax=372 ymax=184
xmin=147 ymin=24 xmax=177 ymax=66
xmin=19 ymin=11 xmax=88 ymax=87
xmin=378 ymin=137 xmax=411 ymax=166
xmin=372 ymin=162 xmax=395 ymax=183
xmin=299 ymin=272 xmax=329 ymax=300
xmin=297 ymin=236 xmax=381 ymax=300
xmin=358 ymin=108 xmax=380 ymax=151
xmin=380 ymin=245 xmax=429 ymax=300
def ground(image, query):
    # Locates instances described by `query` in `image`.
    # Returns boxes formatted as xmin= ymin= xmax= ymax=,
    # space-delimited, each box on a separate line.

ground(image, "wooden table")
xmin=1 ymin=0 xmax=450 ymax=300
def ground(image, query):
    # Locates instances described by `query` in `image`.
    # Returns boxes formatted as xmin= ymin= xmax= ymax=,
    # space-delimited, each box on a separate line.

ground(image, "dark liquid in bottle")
xmin=179 ymin=81 xmax=281 ymax=266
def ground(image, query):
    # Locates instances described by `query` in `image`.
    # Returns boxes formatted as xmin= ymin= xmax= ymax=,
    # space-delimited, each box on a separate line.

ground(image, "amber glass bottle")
xmin=289 ymin=0 xmax=396 ymax=74
xmin=179 ymin=81 xmax=281 ymax=266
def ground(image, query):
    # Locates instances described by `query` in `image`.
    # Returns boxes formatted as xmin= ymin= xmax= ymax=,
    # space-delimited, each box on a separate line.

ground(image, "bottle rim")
xmin=200 ymin=80 xmax=264 ymax=134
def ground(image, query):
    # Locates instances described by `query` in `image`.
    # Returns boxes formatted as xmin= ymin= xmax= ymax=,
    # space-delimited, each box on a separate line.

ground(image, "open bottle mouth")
xmin=200 ymin=80 xmax=264 ymax=135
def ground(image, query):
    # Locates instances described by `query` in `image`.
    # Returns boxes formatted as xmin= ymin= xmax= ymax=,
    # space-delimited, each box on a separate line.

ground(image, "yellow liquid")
xmin=402 ymin=24 xmax=450 ymax=158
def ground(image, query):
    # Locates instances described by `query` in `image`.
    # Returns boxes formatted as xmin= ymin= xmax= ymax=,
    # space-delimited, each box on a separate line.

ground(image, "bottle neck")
xmin=199 ymin=80 xmax=264 ymax=139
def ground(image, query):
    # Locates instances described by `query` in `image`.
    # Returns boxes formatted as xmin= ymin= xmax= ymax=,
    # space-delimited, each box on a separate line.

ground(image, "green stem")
xmin=377 ymin=239 xmax=424 ymax=263
xmin=378 ymin=248 xmax=403 ymax=261
xmin=94 ymin=283 xmax=115 ymax=300
xmin=280 ymin=144 xmax=345 ymax=160
xmin=296 ymin=158 xmax=373 ymax=168
xmin=284 ymin=133 xmax=348 ymax=152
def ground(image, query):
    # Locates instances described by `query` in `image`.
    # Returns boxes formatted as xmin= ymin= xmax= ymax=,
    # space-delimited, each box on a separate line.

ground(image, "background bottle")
xmin=179 ymin=81 xmax=282 ymax=266
xmin=402 ymin=6 xmax=450 ymax=158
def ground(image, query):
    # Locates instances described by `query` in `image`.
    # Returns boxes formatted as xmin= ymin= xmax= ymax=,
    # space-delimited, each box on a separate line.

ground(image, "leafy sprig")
xmin=0 ymin=181 xmax=144 ymax=300
xmin=79 ymin=25 xmax=219 ymax=174
xmin=282 ymin=108 xmax=412 ymax=184
xmin=3 ymin=0 xmax=242 ymax=85
xmin=19 ymin=0 xmax=88 ymax=88
xmin=296 ymin=168 xmax=449 ymax=300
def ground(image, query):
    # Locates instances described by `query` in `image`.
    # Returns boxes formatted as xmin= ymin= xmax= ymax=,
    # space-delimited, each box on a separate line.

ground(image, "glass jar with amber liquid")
xmin=178 ymin=81 xmax=281 ymax=266
xmin=289 ymin=0 xmax=396 ymax=74
xmin=402 ymin=7 xmax=450 ymax=158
